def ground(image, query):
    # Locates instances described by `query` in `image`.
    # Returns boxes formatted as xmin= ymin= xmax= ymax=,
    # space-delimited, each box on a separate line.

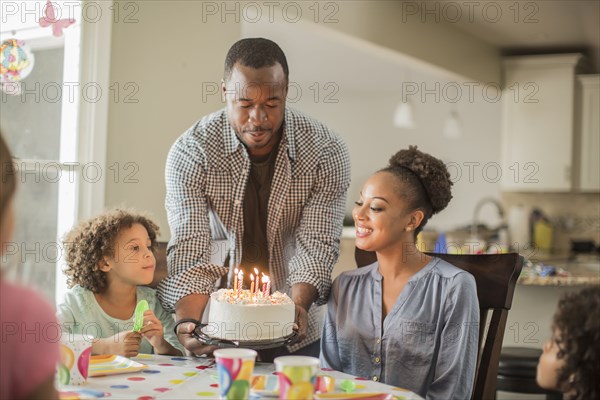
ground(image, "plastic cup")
xmin=57 ymin=333 xmax=93 ymax=386
xmin=274 ymin=355 xmax=320 ymax=400
xmin=214 ymin=348 xmax=257 ymax=400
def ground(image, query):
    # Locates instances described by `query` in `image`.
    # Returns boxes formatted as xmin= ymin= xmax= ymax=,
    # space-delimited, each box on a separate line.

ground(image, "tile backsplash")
xmin=502 ymin=192 xmax=600 ymax=254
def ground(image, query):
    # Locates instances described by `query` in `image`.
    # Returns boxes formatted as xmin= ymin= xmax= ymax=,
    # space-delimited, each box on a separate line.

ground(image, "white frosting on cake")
xmin=206 ymin=289 xmax=295 ymax=341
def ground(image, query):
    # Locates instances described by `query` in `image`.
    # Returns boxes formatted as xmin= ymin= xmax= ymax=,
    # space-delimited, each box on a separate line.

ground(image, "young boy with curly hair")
xmin=537 ymin=285 xmax=600 ymax=399
xmin=57 ymin=209 xmax=183 ymax=356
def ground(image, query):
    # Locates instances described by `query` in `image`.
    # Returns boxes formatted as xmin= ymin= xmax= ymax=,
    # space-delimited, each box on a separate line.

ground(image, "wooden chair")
xmin=148 ymin=241 xmax=169 ymax=288
xmin=355 ymin=248 xmax=524 ymax=400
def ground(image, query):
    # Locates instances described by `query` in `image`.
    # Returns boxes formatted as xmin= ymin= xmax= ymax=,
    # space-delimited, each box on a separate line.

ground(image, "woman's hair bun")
xmin=388 ymin=145 xmax=453 ymax=214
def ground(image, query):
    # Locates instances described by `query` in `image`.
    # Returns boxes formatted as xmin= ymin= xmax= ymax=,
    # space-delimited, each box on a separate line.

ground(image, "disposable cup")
xmin=214 ymin=348 xmax=257 ymax=400
xmin=274 ymin=355 xmax=320 ymax=400
xmin=57 ymin=333 xmax=93 ymax=386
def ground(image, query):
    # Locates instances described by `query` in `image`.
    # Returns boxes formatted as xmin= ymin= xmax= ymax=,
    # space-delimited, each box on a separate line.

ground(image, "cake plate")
xmin=192 ymin=323 xmax=299 ymax=350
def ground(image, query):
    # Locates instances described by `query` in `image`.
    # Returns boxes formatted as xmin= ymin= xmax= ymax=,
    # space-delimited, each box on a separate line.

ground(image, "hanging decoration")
xmin=0 ymin=39 xmax=35 ymax=96
xmin=39 ymin=0 xmax=76 ymax=37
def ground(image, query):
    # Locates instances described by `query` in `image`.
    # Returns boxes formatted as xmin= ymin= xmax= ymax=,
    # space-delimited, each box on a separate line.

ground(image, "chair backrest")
xmin=148 ymin=241 xmax=169 ymax=288
xmin=355 ymin=248 xmax=524 ymax=400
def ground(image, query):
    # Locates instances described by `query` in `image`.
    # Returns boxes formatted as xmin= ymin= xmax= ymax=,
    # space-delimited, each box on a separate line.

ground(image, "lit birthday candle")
xmin=266 ymin=276 xmax=271 ymax=296
xmin=253 ymin=268 xmax=259 ymax=295
xmin=262 ymin=274 xmax=270 ymax=297
xmin=233 ymin=268 xmax=239 ymax=292
xmin=250 ymin=273 xmax=255 ymax=298
xmin=237 ymin=270 xmax=243 ymax=298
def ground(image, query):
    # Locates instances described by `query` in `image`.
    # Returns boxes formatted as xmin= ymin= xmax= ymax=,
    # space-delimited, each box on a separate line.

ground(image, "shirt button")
xmin=376 ymin=338 xmax=381 ymax=344
xmin=372 ymin=376 xmax=378 ymax=382
xmin=374 ymin=357 xmax=380 ymax=363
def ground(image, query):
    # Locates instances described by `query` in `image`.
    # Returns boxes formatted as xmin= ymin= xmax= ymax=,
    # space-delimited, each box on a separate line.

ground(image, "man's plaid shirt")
xmin=157 ymin=107 xmax=351 ymax=351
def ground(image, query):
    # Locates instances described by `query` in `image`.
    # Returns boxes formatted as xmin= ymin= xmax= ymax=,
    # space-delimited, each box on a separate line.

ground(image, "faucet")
xmin=472 ymin=198 xmax=509 ymax=250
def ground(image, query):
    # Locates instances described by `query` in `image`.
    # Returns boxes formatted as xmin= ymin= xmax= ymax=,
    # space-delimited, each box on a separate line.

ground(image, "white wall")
xmin=295 ymin=92 xmax=503 ymax=231
xmin=105 ymin=1 xmax=503 ymax=239
xmin=244 ymin=18 xmax=503 ymax=232
xmin=105 ymin=1 xmax=240 ymax=237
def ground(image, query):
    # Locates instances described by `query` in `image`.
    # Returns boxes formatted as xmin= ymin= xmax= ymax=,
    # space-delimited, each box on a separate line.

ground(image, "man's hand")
xmin=293 ymin=304 xmax=309 ymax=343
xmin=291 ymin=282 xmax=318 ymax=312
xmin=175 ymin=321 xmax=218 ymax=356
xmin=291 ymin=282 xmax=317 ymax=343
xmin=174 ymin=294 xmax=217 ymax=356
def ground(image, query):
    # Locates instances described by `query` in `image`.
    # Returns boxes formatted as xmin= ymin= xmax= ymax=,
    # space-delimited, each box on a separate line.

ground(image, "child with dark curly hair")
xmin=57 ymin=210 xmax=183 ymax=357
xmin=537 ymin=286 xmax=600 ymax=399
xmin=321 ymin=146 xmax=479 ymax=399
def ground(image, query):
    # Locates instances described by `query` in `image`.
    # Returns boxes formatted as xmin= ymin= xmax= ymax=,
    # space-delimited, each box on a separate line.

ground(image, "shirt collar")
xmin=283 ymin=108 xmax=297 ymax=161
xmin=223 ymin=111 xmax=240 ymax=155
xmin=369 ymin=257 xmax=440 ymax=283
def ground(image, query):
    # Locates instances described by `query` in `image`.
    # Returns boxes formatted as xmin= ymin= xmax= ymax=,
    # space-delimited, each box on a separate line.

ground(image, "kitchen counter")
xmin=340 ymin=228 xmax=600 ymax=286
xmin=518 ymin=273 xmax=600 ymax=286
xmin=518 ymin=254 xmax=600 ymax=286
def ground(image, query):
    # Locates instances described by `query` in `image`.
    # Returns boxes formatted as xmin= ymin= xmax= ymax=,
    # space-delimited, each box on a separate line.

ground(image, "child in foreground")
xmin=0 ymin=133 xmax=60 ymax=399
xmin=537 ymin=285 xmax=600 ymax=399
xmin=57 ymin=209 xmax=183 ymax=356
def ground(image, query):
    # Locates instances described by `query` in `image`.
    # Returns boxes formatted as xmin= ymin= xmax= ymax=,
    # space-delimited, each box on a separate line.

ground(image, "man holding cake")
xmin=158 ymin=38 xmax=351 ymax=360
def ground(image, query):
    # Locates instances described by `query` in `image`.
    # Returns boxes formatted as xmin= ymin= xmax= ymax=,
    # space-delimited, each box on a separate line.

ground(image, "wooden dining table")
xmin=58 ymin=353 xmax=424 ymax=400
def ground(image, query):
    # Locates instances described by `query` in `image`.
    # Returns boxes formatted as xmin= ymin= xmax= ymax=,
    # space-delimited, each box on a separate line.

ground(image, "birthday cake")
xmin=206 ymin=288 xmax=295 ymax=341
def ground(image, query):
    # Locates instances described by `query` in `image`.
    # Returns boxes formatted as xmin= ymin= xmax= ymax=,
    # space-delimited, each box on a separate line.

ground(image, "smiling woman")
xmin=322 ymin=146 xmax=480 ymax=400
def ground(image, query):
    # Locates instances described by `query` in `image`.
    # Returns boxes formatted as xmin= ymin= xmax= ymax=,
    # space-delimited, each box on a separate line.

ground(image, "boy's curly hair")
xmin=63 ymin=209 xmax=160 ymax=293
xmin=380 ymin=145 xmax=453 ymax=236
xmin=553 ymin=285 xmax=600 ymax=399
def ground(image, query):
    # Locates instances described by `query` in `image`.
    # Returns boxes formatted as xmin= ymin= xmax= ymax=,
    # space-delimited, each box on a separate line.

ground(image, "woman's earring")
xmin=405 ymin=227 xmax=412 ymax=232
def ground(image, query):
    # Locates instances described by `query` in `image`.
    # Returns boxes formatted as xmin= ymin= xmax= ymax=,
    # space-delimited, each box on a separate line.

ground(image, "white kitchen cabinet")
xmin=501 ymin=54 xmax=582 ymax=191
xmin=575 ymin=75 xmax=600 ymax=191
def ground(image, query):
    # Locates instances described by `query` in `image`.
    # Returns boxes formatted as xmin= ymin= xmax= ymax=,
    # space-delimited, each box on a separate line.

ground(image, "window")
xmin=1 ymin=0 xmax=111 ymax=304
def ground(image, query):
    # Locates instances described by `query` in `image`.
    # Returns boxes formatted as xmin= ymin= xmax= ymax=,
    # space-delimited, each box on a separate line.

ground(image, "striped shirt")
xmin=157 ymin=107 xmax=351 ymax=351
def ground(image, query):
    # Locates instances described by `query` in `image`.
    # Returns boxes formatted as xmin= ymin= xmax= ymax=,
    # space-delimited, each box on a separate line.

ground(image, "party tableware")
xmin=214 ymin=348 xmax=258 ymax=400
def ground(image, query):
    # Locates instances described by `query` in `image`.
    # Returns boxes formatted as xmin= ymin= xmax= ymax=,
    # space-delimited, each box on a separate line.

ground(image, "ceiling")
xmin=444 ymin=0 xmax=600 ymax=72
xmin=243 ymin=14 xmax=464 ymax=96
xmin=244 ymin=1 xmax=600 ymax=98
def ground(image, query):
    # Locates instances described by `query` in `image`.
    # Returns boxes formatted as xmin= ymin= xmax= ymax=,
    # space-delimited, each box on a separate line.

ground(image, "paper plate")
xmin=315 ymin=394 xmax=398 ymax=400
xmin=88 ymin=355 xmax=148 ymax=377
